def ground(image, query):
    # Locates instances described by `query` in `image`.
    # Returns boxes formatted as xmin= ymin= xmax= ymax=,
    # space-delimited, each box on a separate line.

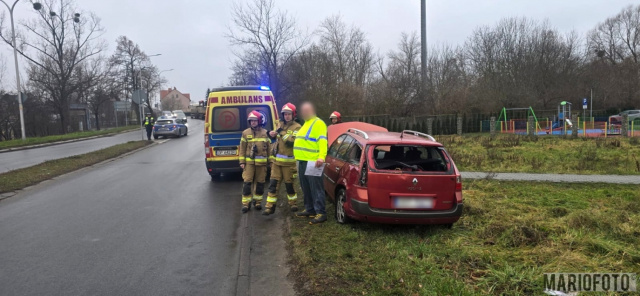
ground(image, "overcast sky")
xmin=1 ymin=0 xmax=637 ymax=101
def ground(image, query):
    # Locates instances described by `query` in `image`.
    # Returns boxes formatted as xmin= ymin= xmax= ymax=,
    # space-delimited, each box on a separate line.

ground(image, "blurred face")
xmin=300 ymin=103 xmax=315 ymax=121
xmin=284 ymin=112 xmax=293 ymax=122
xmin=331 ymin=118 xmax=338 ymax=124
xmin=249 ymin=119 xmax=258 ymax=128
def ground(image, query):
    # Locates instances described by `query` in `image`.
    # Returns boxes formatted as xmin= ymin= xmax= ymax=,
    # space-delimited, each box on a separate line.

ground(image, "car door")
xmin=323 ymin=135 xmax=346 ymax=199
xmin=323 ymin=135 xmax=354 ymax=199
xmin=343 ymin=141 xmax=363 ymax=202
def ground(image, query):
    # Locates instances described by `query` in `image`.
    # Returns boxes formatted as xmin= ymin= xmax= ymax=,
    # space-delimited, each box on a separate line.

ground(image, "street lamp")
xmin=0 ymin=0 xmax=41 ymax=140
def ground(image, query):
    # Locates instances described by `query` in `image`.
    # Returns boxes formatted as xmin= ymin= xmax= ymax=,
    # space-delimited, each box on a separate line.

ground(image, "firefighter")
xmin=239 ymin=111 xmax=270 ymax=213
xmin=329 ymin=111 xmax=342 ymax=125
xmin=264 ymin=103 xmax=301 ymax=215
xmin=144 ymin=113 xmax=155 ymax=141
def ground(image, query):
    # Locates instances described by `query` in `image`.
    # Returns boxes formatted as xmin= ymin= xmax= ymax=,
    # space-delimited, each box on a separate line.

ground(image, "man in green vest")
xmin=144 ymin=113 xmax=155 ymax=141
xmin=293 ymin=102 xmax=328 ymax=224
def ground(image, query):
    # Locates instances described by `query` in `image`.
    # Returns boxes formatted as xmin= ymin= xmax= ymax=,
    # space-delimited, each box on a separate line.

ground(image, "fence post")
xmin=457 ymin=116 xmax=463 ymax=136
xmin=622 ymin=113 xmax=629 ymax=137
xmin=427 ymin=118 xmax=433 ymax=135
xmin=490 ymin=117 xmax=496 ymax=137
xmin=571 ymin=113 xmax=578 ymax=138
xmin=527 ymin=116 xmax=534 ymax=137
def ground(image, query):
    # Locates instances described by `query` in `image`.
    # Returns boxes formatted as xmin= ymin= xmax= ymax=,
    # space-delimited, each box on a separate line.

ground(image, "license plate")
xmin=216 ymin=150 xmax=237 ymax=156
xmin=158 ymin=128 xmax=168 ymax=131
xmin=393 ymin=197 xmax=434 ymax=209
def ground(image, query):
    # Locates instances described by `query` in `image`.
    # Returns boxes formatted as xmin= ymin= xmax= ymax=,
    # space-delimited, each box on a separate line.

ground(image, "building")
xmin=160 ymin=87 xmax=191 ymax=112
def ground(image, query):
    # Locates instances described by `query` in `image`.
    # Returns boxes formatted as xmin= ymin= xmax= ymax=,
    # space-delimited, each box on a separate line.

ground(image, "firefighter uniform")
xmin=239 ymin=111 xmax=271 ymax=213
xmin=144 ymin=115 xmax=155 ymax=140
xmin=264 ymin=105 xmax=301 ymax=215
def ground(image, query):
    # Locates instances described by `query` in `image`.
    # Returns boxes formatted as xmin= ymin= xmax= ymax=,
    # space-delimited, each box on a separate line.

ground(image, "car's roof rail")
xmin=347 ymin=128 xmax=369 ymax=139
xmin=401 ymin=130 xmax=435 ymax=141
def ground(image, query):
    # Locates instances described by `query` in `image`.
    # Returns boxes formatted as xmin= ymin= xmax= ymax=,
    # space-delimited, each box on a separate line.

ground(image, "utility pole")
xmin=421 ymin=0 xmax=427 ymax=101
xmin=590 ymin=88 xmax=593 ymax=119
xmin=1 ymin=0 xmax=31 ymax=140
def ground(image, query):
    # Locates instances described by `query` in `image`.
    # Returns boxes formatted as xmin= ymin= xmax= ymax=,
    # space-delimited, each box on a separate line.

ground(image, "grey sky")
xmin=1 ymin=0 xmax=637 ymax=102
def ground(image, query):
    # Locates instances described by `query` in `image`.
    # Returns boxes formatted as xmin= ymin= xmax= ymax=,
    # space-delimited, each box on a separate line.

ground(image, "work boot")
xmin=253 ymin=200 xmax=262 ymax=211
xmin=241 ymin=202 xmax=251 ymax=214
xmin=295 ymin=209 xmax=316 ymax=218
xmin=309 ymin=214 xmax=327 ymax=225
xmin=262 ymin=202 xmax=277 ymax=215
xmin=289 ymin=200 xmax=298 ymax=212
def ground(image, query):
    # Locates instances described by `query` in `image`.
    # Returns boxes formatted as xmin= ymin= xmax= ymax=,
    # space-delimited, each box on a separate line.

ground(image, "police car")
xmin=153 ymin=116 xmax=188 ymax=139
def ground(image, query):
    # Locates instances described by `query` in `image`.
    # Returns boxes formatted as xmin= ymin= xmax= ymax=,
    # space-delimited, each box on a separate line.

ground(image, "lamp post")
xmin=0 ymin=0 xmax=44 ymax=140
xmin=156 ymin=69 xmax=174 ymax=110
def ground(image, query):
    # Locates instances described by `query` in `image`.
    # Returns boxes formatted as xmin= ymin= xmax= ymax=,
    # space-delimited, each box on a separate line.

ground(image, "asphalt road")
xmin=0 ymin=119 xmax=294 ymax=296
xmin=0 ymin=128 xmax=145 ymax=173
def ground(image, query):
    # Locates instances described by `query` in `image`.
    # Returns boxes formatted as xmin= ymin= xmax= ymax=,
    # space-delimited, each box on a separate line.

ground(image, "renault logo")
xmin=412 ymin=178 xmax=418 ymax=186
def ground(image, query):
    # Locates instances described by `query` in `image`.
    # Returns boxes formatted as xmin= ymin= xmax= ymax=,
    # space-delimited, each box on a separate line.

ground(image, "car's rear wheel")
xmin=335 ymin=188 xmax=353 ymax=224
xmin=210 ymin=173 xmax=221 ymax=181
xmin=153 ymin=135 xmax=158 ymax=139
xmin=184 ymin=128 xmax=188 ymax=136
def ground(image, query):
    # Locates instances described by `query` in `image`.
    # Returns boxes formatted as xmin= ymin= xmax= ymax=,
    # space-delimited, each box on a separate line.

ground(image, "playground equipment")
xmin=554 ymin=101 xmax=573 ymax=135
xmin=496 ymin=106 xmax=542 ymax=134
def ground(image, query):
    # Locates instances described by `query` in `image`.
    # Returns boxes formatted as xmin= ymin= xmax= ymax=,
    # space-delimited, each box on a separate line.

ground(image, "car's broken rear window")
xmin=372 ymin=145 xmax=447 ymax=172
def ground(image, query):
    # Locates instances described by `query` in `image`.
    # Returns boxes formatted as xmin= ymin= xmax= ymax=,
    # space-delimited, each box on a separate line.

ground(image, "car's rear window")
xmin=156 ymin=120 xmax=174 ymax=125
xmin=372 ymin=145 xmax=447 ymax=172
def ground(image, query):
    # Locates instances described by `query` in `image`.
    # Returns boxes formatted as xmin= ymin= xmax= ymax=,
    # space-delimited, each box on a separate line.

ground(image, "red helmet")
xmin=247 ymin=110 xmax=265 ymax=126
xmin=281 ymin=103 xmax=297 ymax=118
xmin=330 ymin=111 xmax=342 ymax=122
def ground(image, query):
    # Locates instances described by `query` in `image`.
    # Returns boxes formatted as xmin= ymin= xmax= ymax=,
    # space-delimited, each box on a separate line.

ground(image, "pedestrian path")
xmin=461 ymin=171 xmax=640 ymax=184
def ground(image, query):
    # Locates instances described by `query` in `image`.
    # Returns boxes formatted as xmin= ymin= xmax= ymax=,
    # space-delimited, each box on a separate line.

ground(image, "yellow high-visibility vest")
xmin=293 ymin=116 xmax=328 ymax=162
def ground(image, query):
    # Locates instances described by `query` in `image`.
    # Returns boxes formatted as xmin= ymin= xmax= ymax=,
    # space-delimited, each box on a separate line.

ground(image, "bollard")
xmin=490 ymin=117 xmax=496 ymax=137
xmin=427 ymin=118 xmax=433 ymax=135
xmin=622 ymin=113 xmax=629 ymax=137
xmin=571 ymin=114 xmax=578 ymax=138
xmin=457 ymin=116 xmax=463 ymax=136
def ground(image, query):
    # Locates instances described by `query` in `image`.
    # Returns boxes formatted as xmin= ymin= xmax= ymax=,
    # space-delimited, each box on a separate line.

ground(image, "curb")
xmin=0 ymin=140 xmax=161 ymax=202
xmin=0 ymin=128 xmax=142 ymax=154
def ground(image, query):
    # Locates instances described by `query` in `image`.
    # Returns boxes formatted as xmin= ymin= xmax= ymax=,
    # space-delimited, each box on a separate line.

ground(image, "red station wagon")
xmin=323 ymin=128 xmax=463 ymax=225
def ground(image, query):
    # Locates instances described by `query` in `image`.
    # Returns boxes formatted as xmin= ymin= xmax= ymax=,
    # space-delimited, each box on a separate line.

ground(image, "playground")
xmin=493 ymin=104 xmax=640 ymax=137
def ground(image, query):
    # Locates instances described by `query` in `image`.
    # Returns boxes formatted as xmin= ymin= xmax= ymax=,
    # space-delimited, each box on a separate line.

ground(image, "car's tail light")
xmin=359 ymin=161 xmax=368 ymax=187
xmin=455 ymin=174 xmax=463 ymax=203
xmin=204 ymin=134 xmax=211 ymax=158
xmin=173 ymin=125 xmax=177 ymax=128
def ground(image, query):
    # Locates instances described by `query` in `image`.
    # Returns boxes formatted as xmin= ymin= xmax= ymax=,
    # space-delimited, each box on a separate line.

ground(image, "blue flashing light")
xmin=259 ymin=86 xmax=270 ymax=91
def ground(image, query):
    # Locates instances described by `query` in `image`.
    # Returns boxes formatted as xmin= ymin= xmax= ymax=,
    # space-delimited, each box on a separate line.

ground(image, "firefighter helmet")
xmin=247 ymin=110 xmax=265 ymax=126
xmin=330 ymin=111 xmax=342 ymax=123
xmin=281 ymin=103 xmax=297 ymax=118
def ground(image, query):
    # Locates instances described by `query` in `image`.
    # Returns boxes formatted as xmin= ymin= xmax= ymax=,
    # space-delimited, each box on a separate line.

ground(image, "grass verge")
xmin=287 ymin=180 xmax=640 ymax=295
xmin=437 ymin=134 xmax=640 ymax=175
xmin=0 ymin=140 xmax=150 ymax=193
xmin=0 ymin=125 xmax=140 ymax=150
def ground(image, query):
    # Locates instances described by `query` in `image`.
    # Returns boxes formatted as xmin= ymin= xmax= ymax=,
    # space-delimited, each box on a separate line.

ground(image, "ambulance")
xmin=203 ymin=85 xmax=279 ymax=179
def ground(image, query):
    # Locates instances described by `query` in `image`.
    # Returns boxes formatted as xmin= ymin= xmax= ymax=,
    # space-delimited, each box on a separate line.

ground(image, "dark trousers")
xmin=297 ymin=161 xmax=326 ymax=215
xmin=146 ymin=126 xmax=153 ymax=140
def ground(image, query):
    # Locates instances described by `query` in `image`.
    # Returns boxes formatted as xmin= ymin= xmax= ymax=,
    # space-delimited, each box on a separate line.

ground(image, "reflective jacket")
xmin=269 ymin=120 xmax=301 ymax=166
xmin=144 ymin=116 xmax=154 ymax=126
xmin=239 ymin=127 xmax=270 ymax=166
xmin=293 ymin=116 xmax=328 ymax=162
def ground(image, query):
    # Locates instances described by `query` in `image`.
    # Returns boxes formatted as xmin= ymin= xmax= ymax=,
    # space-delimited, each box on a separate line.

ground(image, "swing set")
xmin=496 ymin=106 xmax=544 ymax=134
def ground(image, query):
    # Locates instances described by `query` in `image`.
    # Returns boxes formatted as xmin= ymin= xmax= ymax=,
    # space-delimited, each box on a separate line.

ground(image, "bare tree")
xmin=227 ymin=0 xmax=309 ymax=99
xmin=0 ymin=0 xmax=105 ymax=133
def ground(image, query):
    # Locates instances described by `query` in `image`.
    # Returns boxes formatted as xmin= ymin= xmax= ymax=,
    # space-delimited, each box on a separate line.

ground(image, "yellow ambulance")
xmin=203 ymin=85 xmax=279 ymax=179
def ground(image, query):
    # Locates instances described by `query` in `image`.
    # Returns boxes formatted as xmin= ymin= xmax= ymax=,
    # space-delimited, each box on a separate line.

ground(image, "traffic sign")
xmin=132 ymin=89 xmax=147 ymax=104
xmin=114 ymin=101 xmax=129 ymax=111
xmin=583 ymin=98 xmax=588 ymax=110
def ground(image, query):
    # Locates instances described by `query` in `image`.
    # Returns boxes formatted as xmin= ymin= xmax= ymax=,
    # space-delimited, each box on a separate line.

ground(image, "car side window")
xmin=346 ymin=143 xmax=362 ymax=164
xmin=328 ymin=135 xmax=346 ymax=157
xmin=336 ymin=136 xmax=355 ymax=160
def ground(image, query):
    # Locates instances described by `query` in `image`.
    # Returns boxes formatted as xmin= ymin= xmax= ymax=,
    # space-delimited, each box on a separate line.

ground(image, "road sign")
xmin=131 ymin=89 xmax=147 ymax=104
xmin=583 ymin=98 xmax=588 ymax=110
xmin=114 ymin=101 xmax=129 ymax=111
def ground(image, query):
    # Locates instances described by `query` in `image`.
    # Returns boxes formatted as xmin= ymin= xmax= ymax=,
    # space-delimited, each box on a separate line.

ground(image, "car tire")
xmin=153 ymin=135 xmax=158 ymax=139
xmin=184 ymin=128 xmax=188 ymax=136
xmin=335 ymin=188 xmax=353 ymax=224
